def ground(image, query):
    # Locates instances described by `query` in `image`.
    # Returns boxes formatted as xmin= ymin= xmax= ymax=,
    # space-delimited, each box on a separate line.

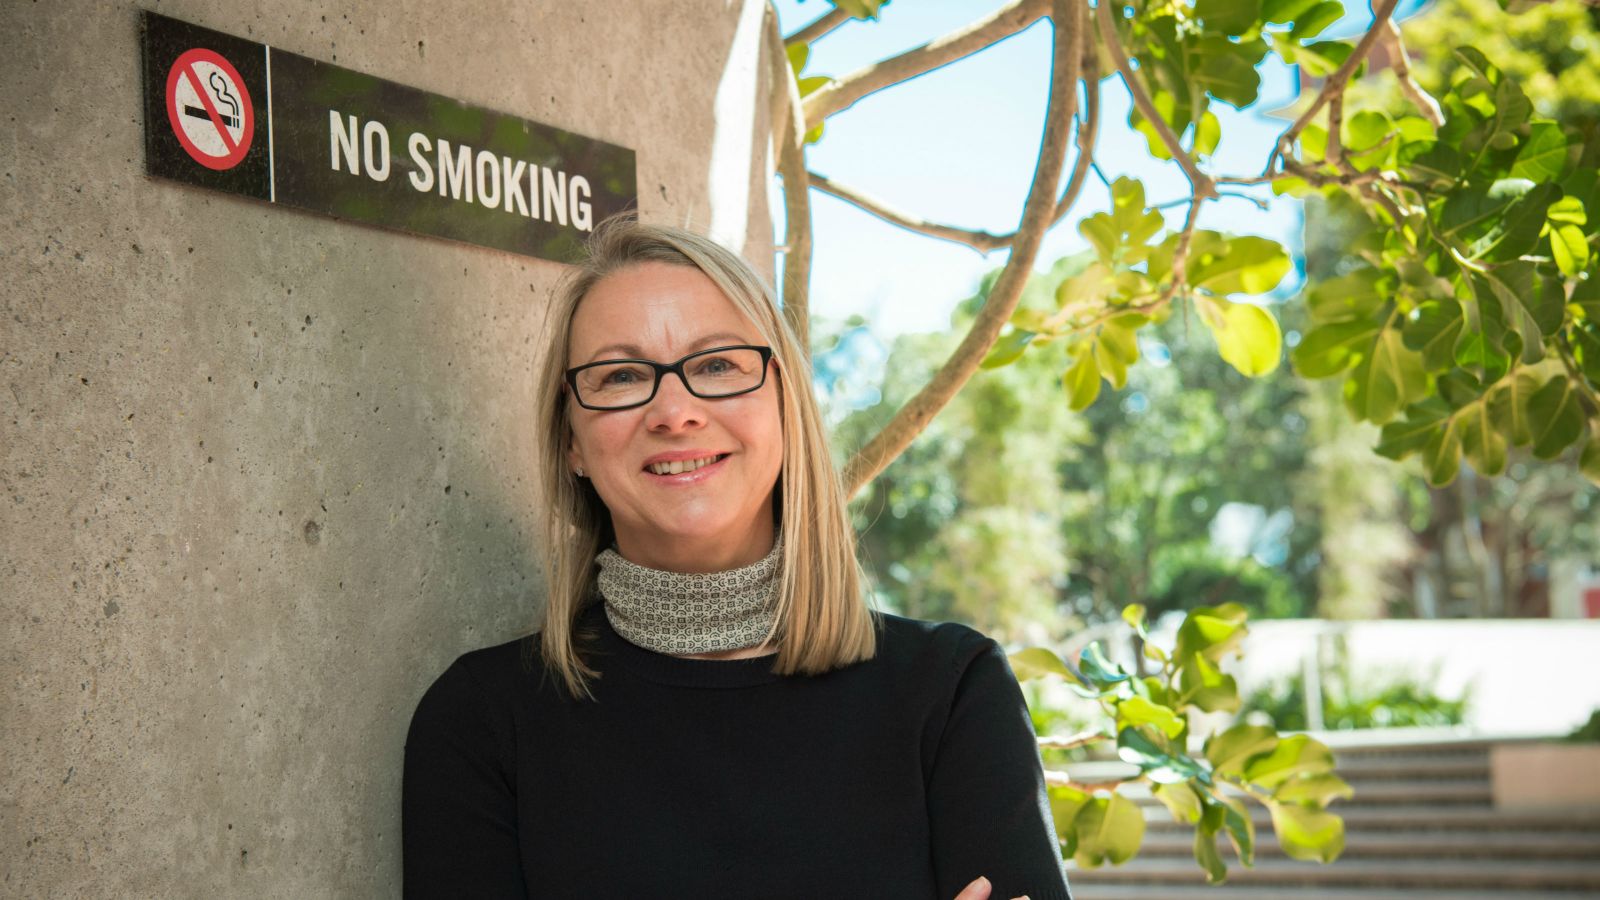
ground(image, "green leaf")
xmin=1273 ymin=773 xmax=1356 ymax=807
xmin=1459 ymin=400 xmax=1509 ymax=476
xmin=1527 ymin=375 xmax=1587 ymax=459
xmin=1581 ymin=425 xmax=1600 ymax=487
xmin=1344 ymin=325 xmax=1427 ymax=424
xmin=1063 ymin=352 xmax=1102 ymax=411
xmin=1403 ymin=299 xmax=1466 ymax=372
xmin=1196 ymin=0 xmax=1262 ymax=35
xmin=1118 ymin=696 xmax=1186 ymax=739
xmin=1121 ymin=603 xmax=1148 ymax=634
xmin=1048 ymin=784 xmax=1091 ymax=858
xmin=1079 ymin=641 xmax=1131 ymax=688
xmin=1288 ymin=0 xmax=1343 ymax=39
xmin=1215 ymin=791 xmax=1258 ymax=866
xmin=1552 ymin=224 xmax=1590 ymax=277
xmin=1422 ymin=413 xmax=1466 ymax=485
xmin=1178 ymin=652 xmax=1242 ymax=713
xmin=1194 ymin=110 xmax=1222 ymax=158
xmin=1195 ymin=42 xmax=1262 ymax=107
xmin=785 ymin=43 xmax=809 ymax=76
xmin=1206 ymin=300 xmax=1284 ymax=377
xmin=1511 ymin=122 xmax=1570 ymax=182
xmin=1267 ymin=800 xmax=1346 ymax=863
xmin=981 ymin=329 xmax=1036 ymax=369
xmin=796 ymin=75 xmax=833 ymax=99
xmin=1175 ymin=603 xmax=1249 ymax=660
xmin=1376 ymin=397 xmax=1452 ymax=460
xmin=1307 ymin=268 xmax=1385 ymax=322
xmin=1073 ymin=793 xmax=1146 ymax=868
xmin=1153 ymin=783 xmax=1204 ymax=824
xmin=1475 ymin=183 xmax=1559 ymax=262
xmin=1262 ymin=0 xmax=1320 ymax=24
xmin=1548 ymin=194 xmax=1588 ymax=226
xmin=1294 ymin=319 xmax=1380 ymax=378
xmin=1194 ymin=827 xmax=1229 ymax=883
xmin=1486 ymin=367 xmax=1538 ymax=446
xmin=1118 ymin=727 xmax=1206 ymax=783
xmin=1242 ymin=734 xmax=1336 ymax=788
xmin=1009 ymin=646 xmax=1073 ymax=682
xmin=829 ymin=0 xmax=890 ymax=19
xmin=1205 ymin=724 xmax=1280 ymax=776
xmin=1189 ymin=235 xmax=1293 ymax=296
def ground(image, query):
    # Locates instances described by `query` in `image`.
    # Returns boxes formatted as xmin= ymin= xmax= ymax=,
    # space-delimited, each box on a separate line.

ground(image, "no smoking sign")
xmin=165 ymin=48 xmax=254 ymax=171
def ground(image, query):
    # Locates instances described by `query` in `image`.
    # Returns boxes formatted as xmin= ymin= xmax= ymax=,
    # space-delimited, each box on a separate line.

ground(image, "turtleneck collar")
xmin=594 ymin=532 xmax=783 ymax=658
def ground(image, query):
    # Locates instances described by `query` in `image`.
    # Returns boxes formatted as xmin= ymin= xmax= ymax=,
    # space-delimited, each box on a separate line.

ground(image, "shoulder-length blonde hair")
xmin=530 ymin=213 xmax=878 ymax=701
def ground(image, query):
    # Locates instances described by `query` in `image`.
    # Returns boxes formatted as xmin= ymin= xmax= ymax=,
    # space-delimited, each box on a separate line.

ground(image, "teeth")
xmin=649 ymin=455 xmax=721 ymax=475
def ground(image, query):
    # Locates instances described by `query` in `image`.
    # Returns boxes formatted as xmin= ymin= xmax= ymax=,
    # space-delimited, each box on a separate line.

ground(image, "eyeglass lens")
xmin=574 ymin=348 xmax=765 ymax=408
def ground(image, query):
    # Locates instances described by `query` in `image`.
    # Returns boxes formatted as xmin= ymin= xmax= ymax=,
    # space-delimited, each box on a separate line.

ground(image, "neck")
xmin=611 ymin=516 xmax=777 ymax=573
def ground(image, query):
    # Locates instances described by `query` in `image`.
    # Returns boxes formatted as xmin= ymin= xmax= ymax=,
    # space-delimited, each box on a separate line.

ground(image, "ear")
xmin=567 ymin=440 xmax=586 ymax=476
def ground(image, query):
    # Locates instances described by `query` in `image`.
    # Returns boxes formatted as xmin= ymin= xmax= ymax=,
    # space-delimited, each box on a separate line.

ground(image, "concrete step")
xmin=1142 ymin=804 xmax=1600 ymax=832
xmin=1064 ymin=858 xmax=1600 ymax=890
xmin=1134 ymin=829 xmax=1600 ymax=860
xmin=1330 ymin=753 xmax=1490 ymax=781
xmin=1068 ymin=887 xmax=1600 ymax=900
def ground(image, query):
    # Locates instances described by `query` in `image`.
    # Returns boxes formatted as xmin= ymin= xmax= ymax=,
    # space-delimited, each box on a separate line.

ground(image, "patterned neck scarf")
xmin=595 ymin=532 xmax=783 ymax=656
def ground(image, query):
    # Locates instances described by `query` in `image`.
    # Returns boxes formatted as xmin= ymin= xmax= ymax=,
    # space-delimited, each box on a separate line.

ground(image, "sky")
xmin=767 ymin=0 xmax=1432 ymax=339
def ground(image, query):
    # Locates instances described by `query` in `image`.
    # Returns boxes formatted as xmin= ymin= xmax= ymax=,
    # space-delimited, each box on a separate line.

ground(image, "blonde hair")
xmin=530 ymin=213 xmax=879 ymax=701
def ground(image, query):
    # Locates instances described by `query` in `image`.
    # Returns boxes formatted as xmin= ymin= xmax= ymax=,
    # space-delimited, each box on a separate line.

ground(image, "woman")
xmin=401 ymin=214 xmax=1073 ymax=900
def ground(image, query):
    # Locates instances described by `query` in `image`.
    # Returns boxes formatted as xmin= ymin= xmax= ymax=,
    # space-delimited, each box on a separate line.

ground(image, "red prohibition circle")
xmin=165 ymin=47 xmax=254 ymax=171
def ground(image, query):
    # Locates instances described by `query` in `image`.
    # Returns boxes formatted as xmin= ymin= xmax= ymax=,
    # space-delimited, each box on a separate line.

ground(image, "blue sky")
xmin=768 ymin=0 xmax=1430 ymax=338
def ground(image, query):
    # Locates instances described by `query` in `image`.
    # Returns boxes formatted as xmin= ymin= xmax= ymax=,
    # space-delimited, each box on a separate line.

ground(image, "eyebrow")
xmin=583 ymin=331 xmax=752 ymax=364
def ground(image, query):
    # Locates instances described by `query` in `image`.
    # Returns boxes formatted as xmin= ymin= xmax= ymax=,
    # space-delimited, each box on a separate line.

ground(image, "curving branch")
xmin=803 ymin=0 xmax=1051 ymax=123
xmin=764 ymin=3 xmax=815 ymax=354
xmin=785 ymin=7 xmax=852 ymax=47
xmin=808 ymin=172 xmax=1014 ymax=253
xmin=842 ymin=0 xmax=1083 ymax=500
xmin=1383 ymin=18 xmax=1444 ymax=128
xmin=1269 ymin=0 xmax=1403 ymax=172
xmin=803 ymin=49 xmax=1099 ymax=257
xmin=1095 ymin=0 xmax=1215 ymax=199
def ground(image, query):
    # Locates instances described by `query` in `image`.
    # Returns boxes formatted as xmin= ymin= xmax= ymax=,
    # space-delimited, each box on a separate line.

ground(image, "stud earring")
xmin=575 ymin=467 xmax=586 ymax=478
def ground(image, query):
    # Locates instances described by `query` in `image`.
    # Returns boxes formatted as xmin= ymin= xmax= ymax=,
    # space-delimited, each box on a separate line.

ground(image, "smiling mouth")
xmin=644 ymin=453 xmax=730 ymax=476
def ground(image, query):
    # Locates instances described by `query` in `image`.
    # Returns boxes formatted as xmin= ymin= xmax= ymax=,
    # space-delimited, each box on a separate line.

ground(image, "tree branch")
xmin=765 ymin=3 xmax=815 ymax=354
xmin=1269 ymin=0 xmax=1403 ymax=173
xmin=803 ymin=49 xmax=1098 ymax=256
xmin=1095 ymin=0 xmax=1215 ymax=199
xmin=1160 ymin=194 xmax=1205 ymax=304
xmin=1043 ymin=770 xmax=1137 ymax=791
xmin=1383 ymin=18 xmax=1444 ymax=128
xmin=785 ymin=7 xmax=852 ymax=47
xmin=807 ymin=172 xmax=1014 ymax=252
xmin=1038 ymin=730 xmax=1109 ymax=751
xmin=841 ymin=0 xmax=1082 ymax=500
xmin=803 ymin=0 xmax=1051 ymax=123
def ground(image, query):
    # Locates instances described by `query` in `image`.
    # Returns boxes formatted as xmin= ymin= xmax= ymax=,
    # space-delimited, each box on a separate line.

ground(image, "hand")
xmin=953 ymin=875 xmax=1028 ymax=900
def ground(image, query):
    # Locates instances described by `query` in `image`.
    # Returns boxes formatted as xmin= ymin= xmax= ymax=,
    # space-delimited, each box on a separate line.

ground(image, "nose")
xmin=642 ymin=368 xmax=707 ymax=432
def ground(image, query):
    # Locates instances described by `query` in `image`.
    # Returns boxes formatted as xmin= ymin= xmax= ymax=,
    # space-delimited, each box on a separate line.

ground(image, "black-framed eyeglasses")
xmin=564 ymin=345 xmax=775 ymax=411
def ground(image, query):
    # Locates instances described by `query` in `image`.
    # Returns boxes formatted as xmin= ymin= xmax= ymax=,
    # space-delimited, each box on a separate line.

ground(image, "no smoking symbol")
xmin=164 ymin=47 xmax=254 ymax=171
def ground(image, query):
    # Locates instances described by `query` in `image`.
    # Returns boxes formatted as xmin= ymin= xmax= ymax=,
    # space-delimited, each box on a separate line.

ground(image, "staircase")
xmin=1064 ymin=737 xmax=1600 ymax=899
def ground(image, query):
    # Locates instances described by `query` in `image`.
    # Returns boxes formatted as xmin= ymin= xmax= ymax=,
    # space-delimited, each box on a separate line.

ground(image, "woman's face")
xmin=565 ymin=261 xmax=783 ymax=572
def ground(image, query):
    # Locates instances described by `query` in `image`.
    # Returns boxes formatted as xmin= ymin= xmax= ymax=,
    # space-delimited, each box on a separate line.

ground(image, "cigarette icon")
xmin=184 ymin=105 xmax=239 ymax=129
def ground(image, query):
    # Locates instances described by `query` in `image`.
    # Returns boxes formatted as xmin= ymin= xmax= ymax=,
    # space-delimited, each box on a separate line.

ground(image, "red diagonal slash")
xmin=181 ymin=62 xmax=238 ymax=155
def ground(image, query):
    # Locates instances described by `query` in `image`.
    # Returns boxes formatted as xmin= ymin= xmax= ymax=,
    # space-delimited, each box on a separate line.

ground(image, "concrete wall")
xmin=1 ymin=1 xmax=775 ymax=894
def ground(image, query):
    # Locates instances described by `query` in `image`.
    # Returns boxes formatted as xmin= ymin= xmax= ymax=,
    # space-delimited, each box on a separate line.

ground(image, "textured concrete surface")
xmin=1 ymin=1 xmax=774 ymax=894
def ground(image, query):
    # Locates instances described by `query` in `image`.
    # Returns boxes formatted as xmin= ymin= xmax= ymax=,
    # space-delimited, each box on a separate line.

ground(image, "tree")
xmin=766 ymin=0 xmax=1600 ymax=880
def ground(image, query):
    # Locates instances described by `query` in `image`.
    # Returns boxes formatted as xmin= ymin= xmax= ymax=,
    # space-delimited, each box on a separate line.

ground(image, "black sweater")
xmin=402 ymin=601 xmax=1074 ymax=899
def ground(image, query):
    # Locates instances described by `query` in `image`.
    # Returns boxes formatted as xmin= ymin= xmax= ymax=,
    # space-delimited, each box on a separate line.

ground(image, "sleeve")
xmin=927 ymin=633 xmax=1074 ymax=900
xmin=402 ymin=656 xmax=529 ymax=899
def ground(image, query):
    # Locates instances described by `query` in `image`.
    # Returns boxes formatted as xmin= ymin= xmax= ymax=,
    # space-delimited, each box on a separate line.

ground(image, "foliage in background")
xmin=1015 ymin=603 xmax=1351 ymax=881
xmin=1240 ymin=667 xmax=1470 ymax=730
xmin=1568 ymin=708 xmax=1600 ymax=743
